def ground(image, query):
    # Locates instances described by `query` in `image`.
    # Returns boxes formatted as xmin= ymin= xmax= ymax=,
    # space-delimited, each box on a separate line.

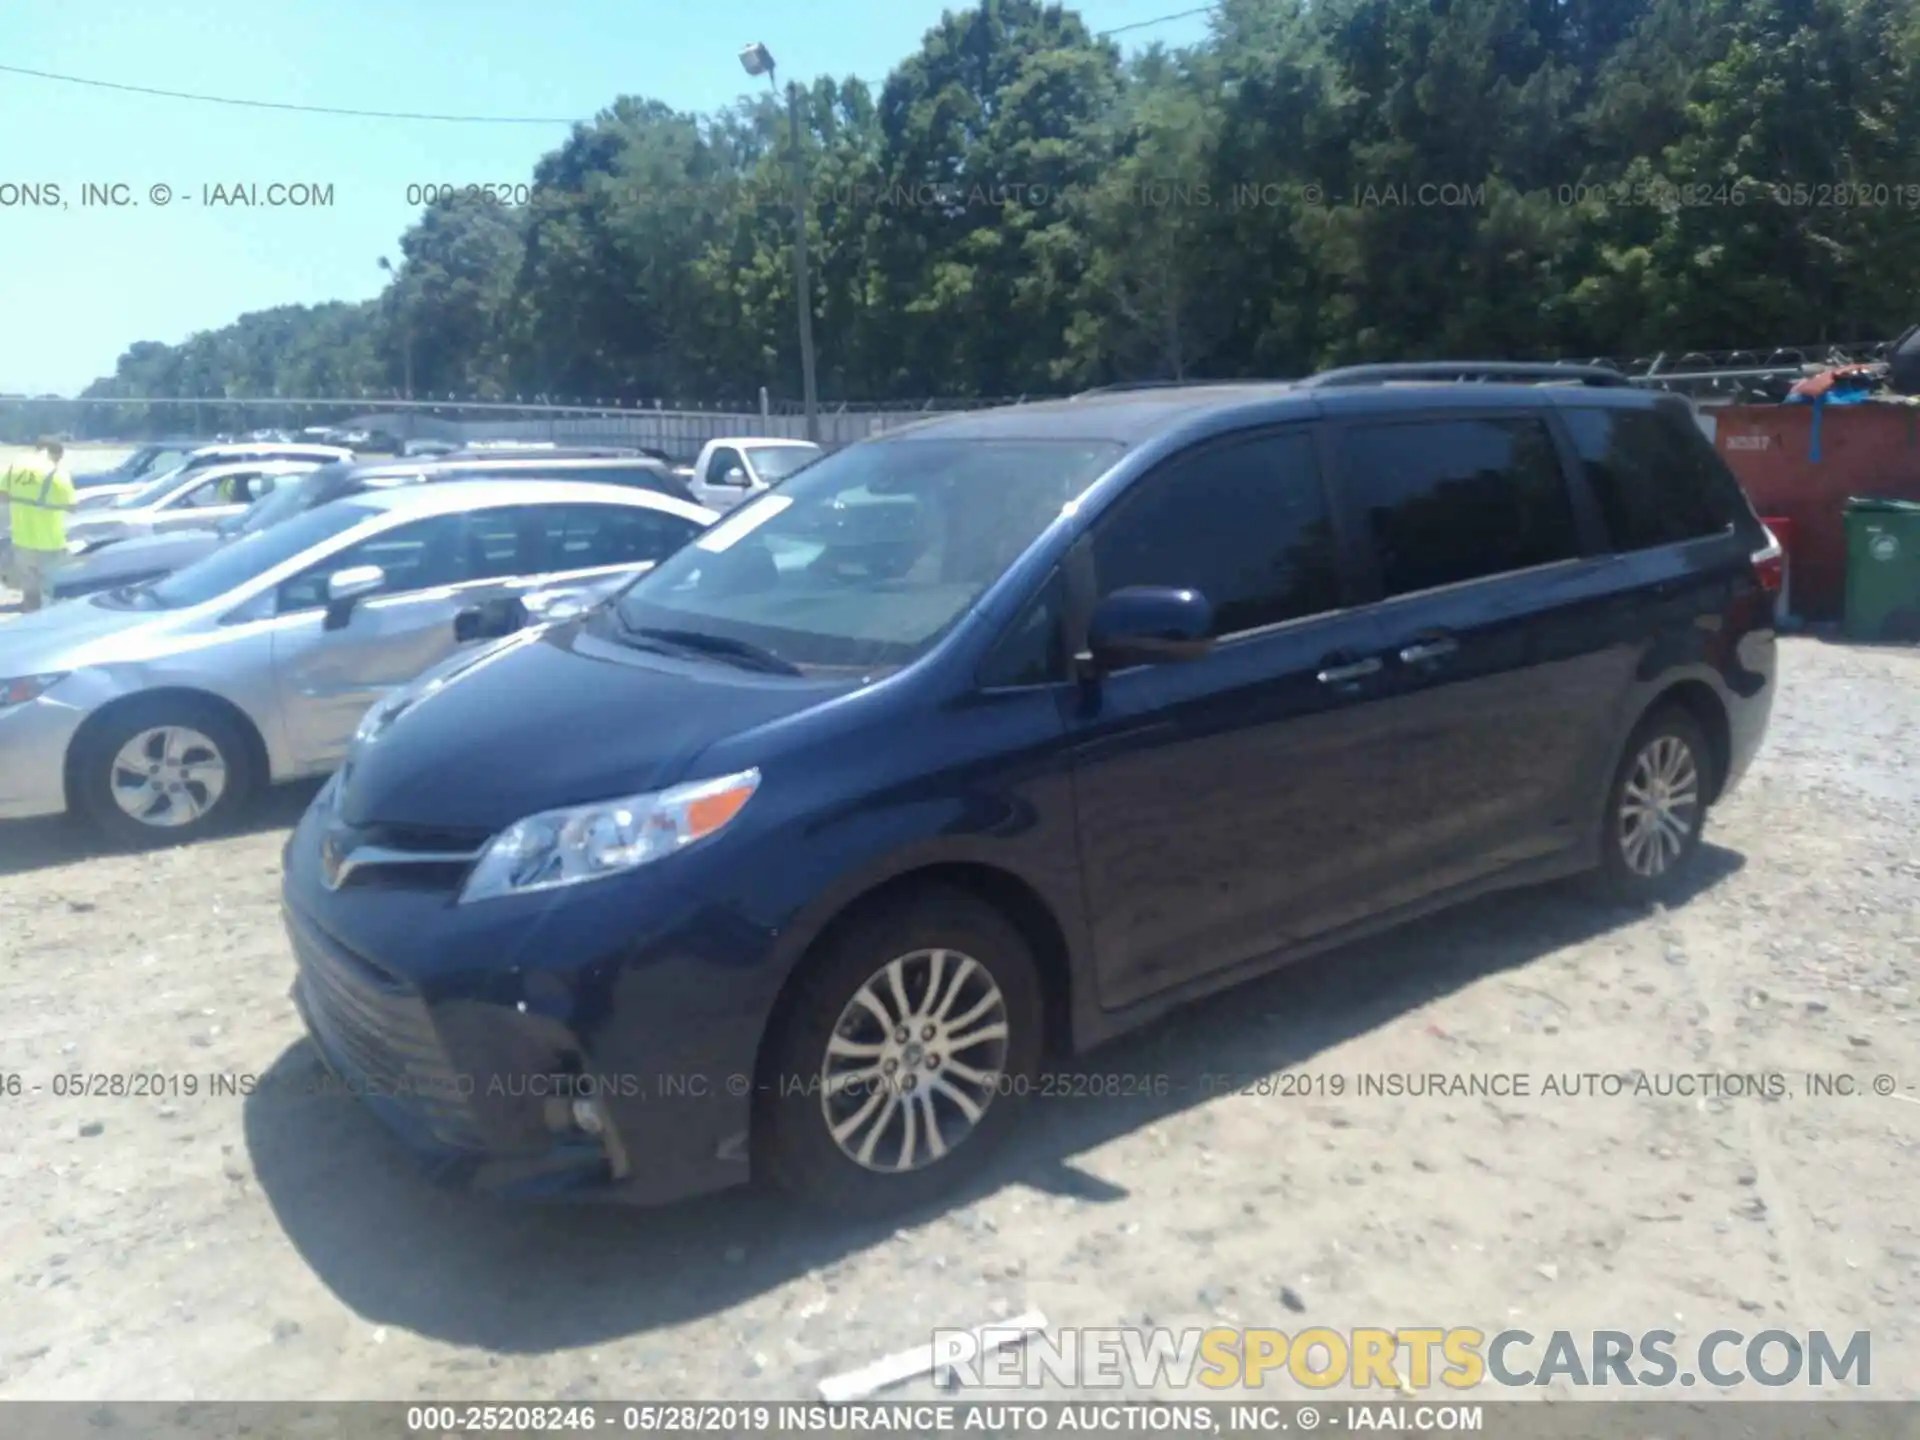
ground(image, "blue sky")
xmin=0 ymin=0 xmax=1212 ymax=397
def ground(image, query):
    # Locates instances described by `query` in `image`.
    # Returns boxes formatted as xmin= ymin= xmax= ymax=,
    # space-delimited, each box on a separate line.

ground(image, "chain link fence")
xmin=6 ymin=340 xmax=1898 ymax=454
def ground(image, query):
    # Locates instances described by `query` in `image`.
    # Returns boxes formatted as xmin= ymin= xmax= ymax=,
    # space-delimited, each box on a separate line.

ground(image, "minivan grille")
xmin=287 ymin=905 xmax=482 ymax=1147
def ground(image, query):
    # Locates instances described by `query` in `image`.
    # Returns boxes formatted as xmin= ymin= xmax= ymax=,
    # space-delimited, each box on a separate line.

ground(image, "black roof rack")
xmin=1300 ymin=361 xmax=1632 ymax=389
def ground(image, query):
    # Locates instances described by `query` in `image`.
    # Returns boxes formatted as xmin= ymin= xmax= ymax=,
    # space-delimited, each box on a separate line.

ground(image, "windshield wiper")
xmin=622 ymin=624 xmax=802 ymax=675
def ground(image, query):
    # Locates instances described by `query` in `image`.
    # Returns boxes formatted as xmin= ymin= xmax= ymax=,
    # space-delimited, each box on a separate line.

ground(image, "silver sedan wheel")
xmin=1618 ymin=733 xmax=1700 ymax=877
xmin=819 ymin=948 xmax=1010 ymax=1174
xmin=110 ymin=725 xmax=229 ymax=828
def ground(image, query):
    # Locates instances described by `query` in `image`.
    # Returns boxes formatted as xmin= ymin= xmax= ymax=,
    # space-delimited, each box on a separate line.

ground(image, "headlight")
xmin=0 ymin=673 xmax=68 ymax=708
xmin=459 ymin=768 xmax=761 ymax=904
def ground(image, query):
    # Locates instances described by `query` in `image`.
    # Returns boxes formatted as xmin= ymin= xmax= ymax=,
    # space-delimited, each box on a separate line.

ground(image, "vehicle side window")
xmin=1562 ymin=407 xmax=1742 ymax=550
xmin=177 ymin=475 xmax=236 ymax=508
xmin=466 ymin=507 xmax=545 ymax=579
xmin=544 ymin=504 xmax=702 ymax=569
xmin=275 ymin=514 xmax=468 ymax=612
xmin=1341 ymin=418 xmax=1579 ymax=597
xmin=706 ymin=446 xmax=747 ymax=483
xmin=979 ymin=569 xmax=1069 ymax=687
xmin=186 ymin=470 xmax=281 ymax=507
xmin=1088 ymin=429 xmax=1340 ymax=638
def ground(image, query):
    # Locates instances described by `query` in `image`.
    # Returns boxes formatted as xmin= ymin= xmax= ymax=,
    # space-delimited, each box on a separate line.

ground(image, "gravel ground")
xmin=0 ymin=621 xmax=1914 ymax=1404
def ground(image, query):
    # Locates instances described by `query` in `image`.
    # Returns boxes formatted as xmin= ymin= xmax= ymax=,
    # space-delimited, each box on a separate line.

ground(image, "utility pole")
xmin=739 ymin=43 xmax=819 ymax=443
xmin=377 ymin=255 xmax=414 ymax=401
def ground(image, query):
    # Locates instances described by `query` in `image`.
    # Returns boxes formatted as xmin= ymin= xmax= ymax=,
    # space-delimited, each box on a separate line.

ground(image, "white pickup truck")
xmin=685 ymin=436 xmax=823 ymax=513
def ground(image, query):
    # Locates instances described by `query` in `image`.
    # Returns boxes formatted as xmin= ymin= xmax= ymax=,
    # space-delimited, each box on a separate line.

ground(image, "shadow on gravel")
xmin=0 ymin=778 xmax=324 ymax=879
xmin=245 ymin=844 xmax=1744 ymax=1355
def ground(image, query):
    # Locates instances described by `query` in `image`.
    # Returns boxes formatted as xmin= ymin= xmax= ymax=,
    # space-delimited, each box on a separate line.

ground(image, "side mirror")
xmin=720 ymin=466 xmax=749 ymax=487
xmin=454 ymin=595 xmax=529 ymax=643
xmin=1085 ymin=586 xmax=1215 ymax=671
xmin=322 ymin=564 xmax=386 ymax=631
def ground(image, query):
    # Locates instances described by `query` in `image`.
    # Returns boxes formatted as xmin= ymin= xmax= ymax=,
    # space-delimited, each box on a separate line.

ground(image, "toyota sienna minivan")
xmin=281 ymin=363 xmax=1780 ymax=1216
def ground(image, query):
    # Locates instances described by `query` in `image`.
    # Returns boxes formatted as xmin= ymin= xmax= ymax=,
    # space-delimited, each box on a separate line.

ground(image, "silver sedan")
xmin=0 ymin=479 xmax=716 ymax=844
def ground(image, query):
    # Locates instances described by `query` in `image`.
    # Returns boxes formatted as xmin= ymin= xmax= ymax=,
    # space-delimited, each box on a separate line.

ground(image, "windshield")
xmin=613 ymin=437 xmax=1123 ymax=671
xmin=139 ymin=501 xmax=376 ymax=610
xmin=748 ymin=445 xmax=821 ymax=484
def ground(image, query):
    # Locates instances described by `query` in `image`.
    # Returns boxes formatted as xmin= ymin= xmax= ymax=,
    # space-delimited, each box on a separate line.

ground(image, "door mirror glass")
xmin=454 ymin=595 xmax=529 ymax=643
xmin=322 ymin=564 xmax=386 ymax=631
xmin=1087 ymin=586 xmax=1215 ymax=669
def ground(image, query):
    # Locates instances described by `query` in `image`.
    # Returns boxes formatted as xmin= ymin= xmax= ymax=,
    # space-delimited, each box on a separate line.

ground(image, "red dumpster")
xmin=1713 ymin=401 xmax=1920 ymax=619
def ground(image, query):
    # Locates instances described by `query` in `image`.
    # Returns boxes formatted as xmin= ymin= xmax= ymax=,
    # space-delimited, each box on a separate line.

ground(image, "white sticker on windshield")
xmin=695 ymin=494 xmax=793 ymax=552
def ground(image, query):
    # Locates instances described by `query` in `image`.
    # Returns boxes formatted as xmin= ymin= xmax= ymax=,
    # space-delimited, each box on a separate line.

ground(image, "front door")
xmin=1064 ymin=426 xmax=1404 ymax=1010
xmin=269 ymin=510 xmax=506 ymax=769
xmin=269 ymin=502 xmax=704 ymax=769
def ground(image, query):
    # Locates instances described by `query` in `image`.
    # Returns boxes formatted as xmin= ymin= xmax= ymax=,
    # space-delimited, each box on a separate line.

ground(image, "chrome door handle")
xmin=1317 ymin=657 xmax=1384 ymax=684
xmin=1399 ymin=638 xmax=1459 ymax=664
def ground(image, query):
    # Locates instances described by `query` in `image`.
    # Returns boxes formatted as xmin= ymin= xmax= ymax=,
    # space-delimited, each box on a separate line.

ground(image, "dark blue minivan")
xmin=281 ymin=364 xmax=1780 ymax=1215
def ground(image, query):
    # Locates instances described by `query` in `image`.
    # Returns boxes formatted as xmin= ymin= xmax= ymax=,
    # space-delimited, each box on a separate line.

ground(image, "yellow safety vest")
xmin=3 ymin=459 xmax=77 ymax=552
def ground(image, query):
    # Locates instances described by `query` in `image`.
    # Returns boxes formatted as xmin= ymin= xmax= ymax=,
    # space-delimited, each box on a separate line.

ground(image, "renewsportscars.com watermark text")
xmin=931 ymin=1327 xmax=1871 ymax=1391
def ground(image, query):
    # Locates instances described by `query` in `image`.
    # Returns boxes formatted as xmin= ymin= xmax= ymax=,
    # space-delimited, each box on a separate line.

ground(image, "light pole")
xmin=739 ymin=41 xmax=819 ymax=444
xmin=377 ymin=255 xmax=414 ymax=401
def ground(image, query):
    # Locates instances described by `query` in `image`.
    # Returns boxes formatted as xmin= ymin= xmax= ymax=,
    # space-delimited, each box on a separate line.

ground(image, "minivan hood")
xmin=337 ymin=618 xmax=859 ymax=833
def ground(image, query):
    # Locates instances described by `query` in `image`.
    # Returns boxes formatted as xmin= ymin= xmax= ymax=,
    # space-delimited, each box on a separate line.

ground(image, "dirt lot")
xmin=0 ymin=618 xmax=1915 ymax=1402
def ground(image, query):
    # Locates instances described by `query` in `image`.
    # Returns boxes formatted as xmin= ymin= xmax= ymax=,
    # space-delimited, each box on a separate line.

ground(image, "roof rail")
xmin=1070 ymin=379 xmax=1222 ymax=398
xmin=1069 ymin=377 xmax=1308 ymax=400
xmin=1300 ymin=361 xmax=1632 ymax=390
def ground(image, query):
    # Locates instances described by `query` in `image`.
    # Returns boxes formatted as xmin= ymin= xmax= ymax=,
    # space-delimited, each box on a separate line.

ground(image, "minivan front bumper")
xmin=279 ymin=798 xmax=774 ymax=1205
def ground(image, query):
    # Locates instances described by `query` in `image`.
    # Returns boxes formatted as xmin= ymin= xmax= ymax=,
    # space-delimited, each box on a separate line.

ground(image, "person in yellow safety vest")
xmin=2 ymin=438 xmax=77 ymax=613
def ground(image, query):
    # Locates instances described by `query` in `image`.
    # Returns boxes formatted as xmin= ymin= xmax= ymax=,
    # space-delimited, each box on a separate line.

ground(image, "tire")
xmin=72 ymin=697 xmax=259 ymax=848
xmin=1594 ymin=706 xmax=1714 ymax=905
xmin=753 ymin=885 xmax=1045 ymax=1217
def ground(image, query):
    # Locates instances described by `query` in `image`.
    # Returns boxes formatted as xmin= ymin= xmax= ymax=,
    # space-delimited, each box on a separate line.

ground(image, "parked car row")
xmin=5 ymin=366 xmax=1780 ymax=1219
xmin=50 ymin=453 xmax=702 ymax=602
xmin=73 ymin=442 xmax=355 ymax=510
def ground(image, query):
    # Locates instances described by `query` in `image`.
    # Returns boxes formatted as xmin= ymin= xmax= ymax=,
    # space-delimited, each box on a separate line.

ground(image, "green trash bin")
xmin=1842 ymin=496 xmax=1920 ymax=641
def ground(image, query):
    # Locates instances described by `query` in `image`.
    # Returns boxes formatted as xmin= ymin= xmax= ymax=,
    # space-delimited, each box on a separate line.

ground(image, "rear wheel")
xmin=754 ymin=886 xmax=1044 ymax=1217
xmin=1595 ymin=707 xmax=1713 ymax=904
xmin=72 ymin=698 xmax=258 ymax=847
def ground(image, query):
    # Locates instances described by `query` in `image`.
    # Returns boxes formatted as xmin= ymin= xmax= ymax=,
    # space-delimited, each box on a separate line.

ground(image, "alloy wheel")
xmin=819 ymin=948 xmax=1011 ymax=1173
xmin=1618 ymin=733 xmax=1700 ymax=877
xmin=110 ymin=725 xmax=229 ymax=828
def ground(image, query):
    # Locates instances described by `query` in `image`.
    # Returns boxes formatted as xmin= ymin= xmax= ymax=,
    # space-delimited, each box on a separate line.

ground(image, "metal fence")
xmin=343 ymin=405 xmax=956 ymax=457
xmin=8 ymin=338 xmax=1901 ymax=455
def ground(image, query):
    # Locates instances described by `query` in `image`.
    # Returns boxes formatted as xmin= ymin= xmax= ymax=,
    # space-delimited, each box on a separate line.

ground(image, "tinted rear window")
xmin=1340 ymin=418 xmax=1580 ymax=597
xmin=1563 ymin=406 xmax=1747 ymax=550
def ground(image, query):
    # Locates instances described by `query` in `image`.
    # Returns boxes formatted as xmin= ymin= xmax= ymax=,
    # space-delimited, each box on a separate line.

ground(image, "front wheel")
xmin=754 ymin=886 xmax=1044 ymax=1217
xmin=72 ymin=699 xmax=258 ymax=847
xmin=1596 ymin=708 xmax=1713 ymax=904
